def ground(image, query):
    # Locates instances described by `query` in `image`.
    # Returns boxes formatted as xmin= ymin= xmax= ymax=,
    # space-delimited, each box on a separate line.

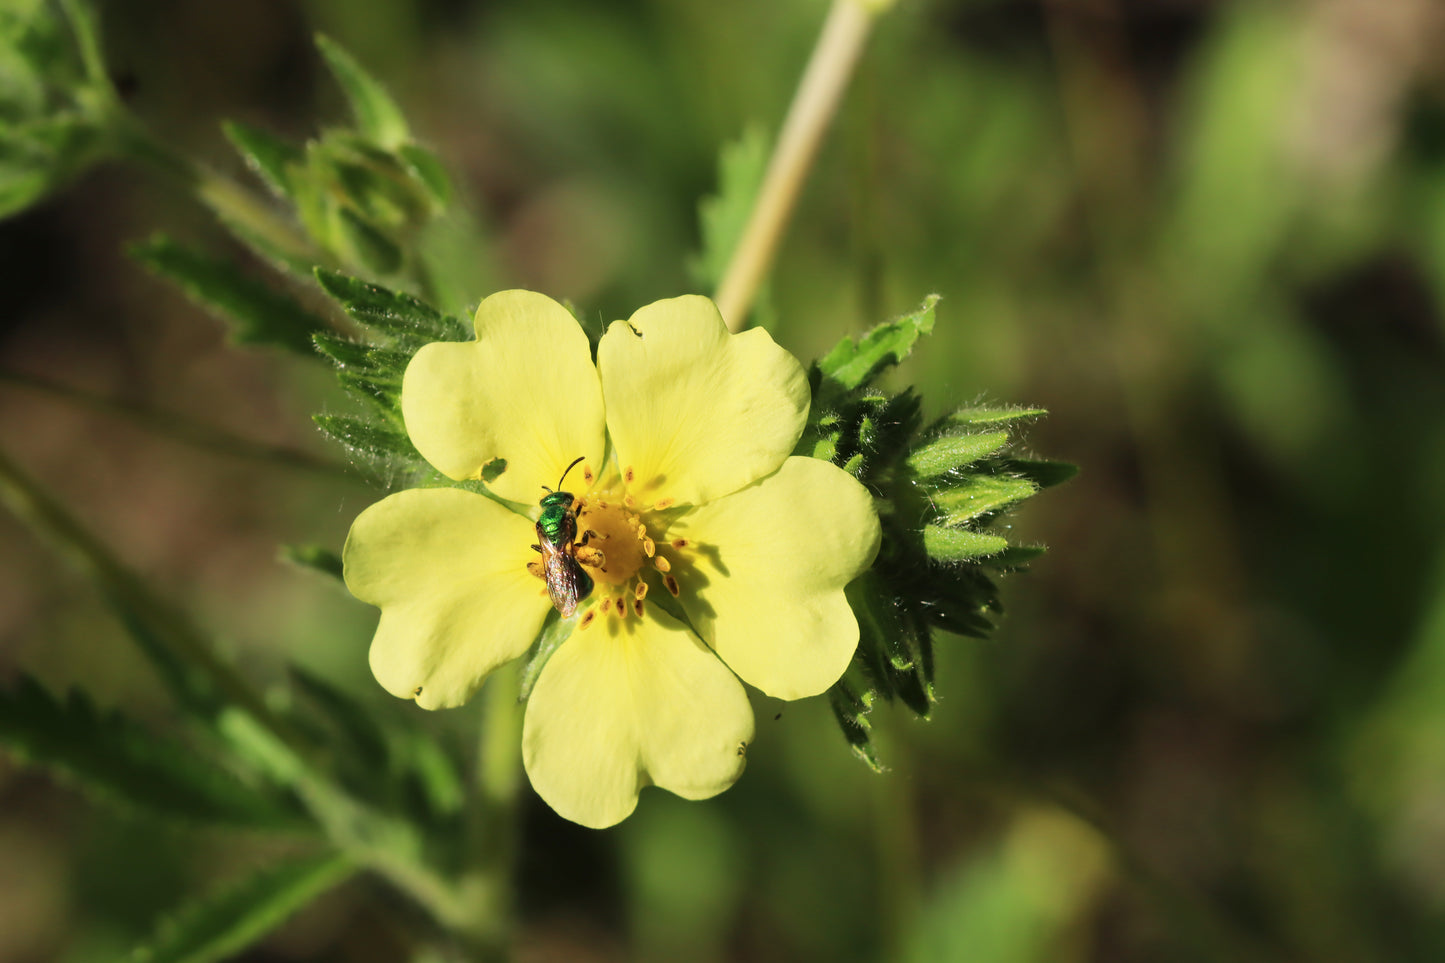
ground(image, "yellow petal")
xmin=522 ymin=606 xmax=754 ymax=828
xmin=670 ymin=457 xmax=881 ymax=700
xmin=597 ymin=295 xmax=808 ymax=507
xmin=343 ymin=488 xmax=551 ymax=709
xmin=402 ymin=290 xmax=606 ymax=505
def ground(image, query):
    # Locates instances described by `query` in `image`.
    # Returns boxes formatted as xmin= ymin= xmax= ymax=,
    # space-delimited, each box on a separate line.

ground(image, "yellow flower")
xmin=342 ymin=291 xmax=881 ymax=828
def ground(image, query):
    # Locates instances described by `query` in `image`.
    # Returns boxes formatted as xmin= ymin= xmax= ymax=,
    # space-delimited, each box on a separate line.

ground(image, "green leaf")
xmin=922 ymin=525 xmax=1010 ymax=562
xmin=907 ymin=430 xmax=1010 ymax=478
xmin=315 ymin=268 xmax=467 ymax=344
xmin=222 ymin=120 xmax=302 ymax=200
xmin=133 ymin=851 xmax=355 ymax=963
xmin=314 ymin=34 xmax=409 ymax=149
xmin=336 ymin=205 xmax=402 ymax=274
xmin=131 ymin=235 xmax=330 ymax=356
xmin=278 ymin=544 xmax=344 ymax=582
xmin=0 ymin=675 xmax=302 ymax=826
xmin=815 ymin=294 xmax=938 ymax=396
xmin=946 ymin=405 xmax=1047 ymax=428
xmin=930 ymin=474 xmax=1039 ymax=524
xmin=690 ymin=126 xmax=769 ymax=289
xmin=313 ymin=413 xmax=416 ymax=461
xmin=828 ymin=679 xmax=881 ymax=772
xmin=398 ymin=143 xmax=451 ymax=206
xmin=984 ymin=458 xmax=1079 ymax=490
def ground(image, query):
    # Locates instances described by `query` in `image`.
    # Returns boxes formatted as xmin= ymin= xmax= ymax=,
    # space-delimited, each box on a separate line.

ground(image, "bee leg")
xmin=531 ymin=543 xmax=541 ymax=553
xmin=526 ymin=560 xmax=545 ymax=579
xmin=575 ymin=546 xmax=606 ymax=570
xmin=578 ymin=529 xmax=605 ymax=546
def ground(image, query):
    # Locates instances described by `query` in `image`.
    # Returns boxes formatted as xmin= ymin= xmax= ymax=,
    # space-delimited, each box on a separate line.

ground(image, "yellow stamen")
xmin=653 ymin=555 xmax=671 ymax=573
xmin=664 ymin=575 xmax=680 ymax=597
xmin=634 ymin=581 xmax=648 ymax=600
xmin=642 ymin=536 xmax=655 ymax=558
xmin=671 ymin=538 xmax=689 ymax=549
xmin=633 ymin=598 xmax=645 ymax=617
xmin=579 ymin=610 xmax=596 ymax=630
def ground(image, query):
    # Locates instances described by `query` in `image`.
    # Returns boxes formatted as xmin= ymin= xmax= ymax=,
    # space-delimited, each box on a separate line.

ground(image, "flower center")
xmin=571 ymin=485 xmax=689 ymax=628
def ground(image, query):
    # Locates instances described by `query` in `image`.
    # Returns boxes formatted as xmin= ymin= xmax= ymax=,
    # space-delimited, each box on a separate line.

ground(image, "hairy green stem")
xmin=714 ymin=0 xmax=879 ymax=331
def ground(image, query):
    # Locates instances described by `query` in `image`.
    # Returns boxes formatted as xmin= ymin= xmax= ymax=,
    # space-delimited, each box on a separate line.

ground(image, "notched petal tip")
xmin=598 ymin=295 xmax=809 ymax=507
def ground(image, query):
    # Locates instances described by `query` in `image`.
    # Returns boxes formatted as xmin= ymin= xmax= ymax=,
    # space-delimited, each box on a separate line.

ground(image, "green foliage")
xmin=310 ymin=271 xmax=470 ymax=481
xmin=130 ymin=234 xmax=332 ymax=356
xmin=690 ymin=127 xmax=770 ymax=290
xmin=0 ymin=674 xmax=303 ymax=826
xmin=0 ymin=0 xmax=119 ymax=217
xmin=806 ymin=298 xmax=1070 ymax=765
xmin=315 ymin=34 xmax=410 ymax=150
xmin=279 ymin=544 xmax=345 ymax=583
xmin=131 ymin=851 xmax=356 ymax=963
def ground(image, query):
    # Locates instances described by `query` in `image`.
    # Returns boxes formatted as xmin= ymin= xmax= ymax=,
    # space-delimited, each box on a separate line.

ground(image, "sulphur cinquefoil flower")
xmin=342 ymin=291 xmax=881 ymax=828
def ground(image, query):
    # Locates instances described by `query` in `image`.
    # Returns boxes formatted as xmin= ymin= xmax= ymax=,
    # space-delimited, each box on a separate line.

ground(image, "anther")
xmin=633 ymin=598 xmax=645 ymax=617
xmin=634 ymin=581 xmax=649 ymax=600
xmin=623 ymin=493 xmax=637 ymax=509
xmin=665 ymin=574 xmax=680 ymax=597
xmin=598 ymin=597 xmax=611 ymax=615
xmin=642 ymin=536 xmax=655 ymax=557
xmin=671 ymin=538 xmax=689 ymax=549
xmin=653 ymin=555 xmax=671 ymax=573
xmin=652 ymin=497 xmax=674 ymax=511
xmin=579 ymin=610 xmax=596 ymax=630
xmin=624 ymin=466 xmax=635 ymax=483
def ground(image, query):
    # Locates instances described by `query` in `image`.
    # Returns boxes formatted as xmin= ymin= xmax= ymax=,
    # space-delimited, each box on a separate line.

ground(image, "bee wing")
xmin=541 ymin=543 xmax=594 ymax=617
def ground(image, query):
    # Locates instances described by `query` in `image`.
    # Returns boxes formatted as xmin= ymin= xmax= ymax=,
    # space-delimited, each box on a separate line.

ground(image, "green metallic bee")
xmin=527 ymin=456 xmax=600 ymax=617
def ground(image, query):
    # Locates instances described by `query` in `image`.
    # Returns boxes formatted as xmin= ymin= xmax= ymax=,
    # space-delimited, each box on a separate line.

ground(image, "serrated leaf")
xmin=278 ymin=544 xmax=344 ymax=582
xmin=133 ymin=851 xmax=355 ymax=963
xmin=336 ymin=371 xmax=400 ymax=413
xmin=0 ymin=675 xmax=302 ymax=826
xmin=690 ymin=126 xmax=769 ymax=289
xmin=816 ymin=295 xmax=939 ymax=396
xmin=314 ymin=34 xmax=409 ymax=149
xmin=222 ymin=121 xmax=301 ymax=200
xmin=922 ymin=525 xmax=1009 ymax=562
xmin=131 ymin=235 xmax=330 ymax=356
xmin=930 ymin=474 xmax=1038 ymax=523
xmin=313 ymin=413 xmax=415 ymax=461
xmin=907 ymin=430 xmax=1010 ymax=478
xmin=315 ymin=269 xmax=466 ymax=343
xmin=312 ymin=333 xmax=378 ymax=370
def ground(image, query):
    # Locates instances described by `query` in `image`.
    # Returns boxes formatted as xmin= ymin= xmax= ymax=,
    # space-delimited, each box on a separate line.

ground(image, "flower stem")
xmin=713 ymin=0 xmax=879 ymax=332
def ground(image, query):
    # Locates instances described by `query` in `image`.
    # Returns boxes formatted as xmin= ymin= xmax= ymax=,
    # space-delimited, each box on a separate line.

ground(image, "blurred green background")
xmin=3 ymin=0 xmax=1445 ymax=959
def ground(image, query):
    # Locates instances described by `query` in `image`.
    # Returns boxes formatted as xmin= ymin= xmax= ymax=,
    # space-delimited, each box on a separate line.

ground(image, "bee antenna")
xmin=556 ymin=455 xmax=586 ymax=490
